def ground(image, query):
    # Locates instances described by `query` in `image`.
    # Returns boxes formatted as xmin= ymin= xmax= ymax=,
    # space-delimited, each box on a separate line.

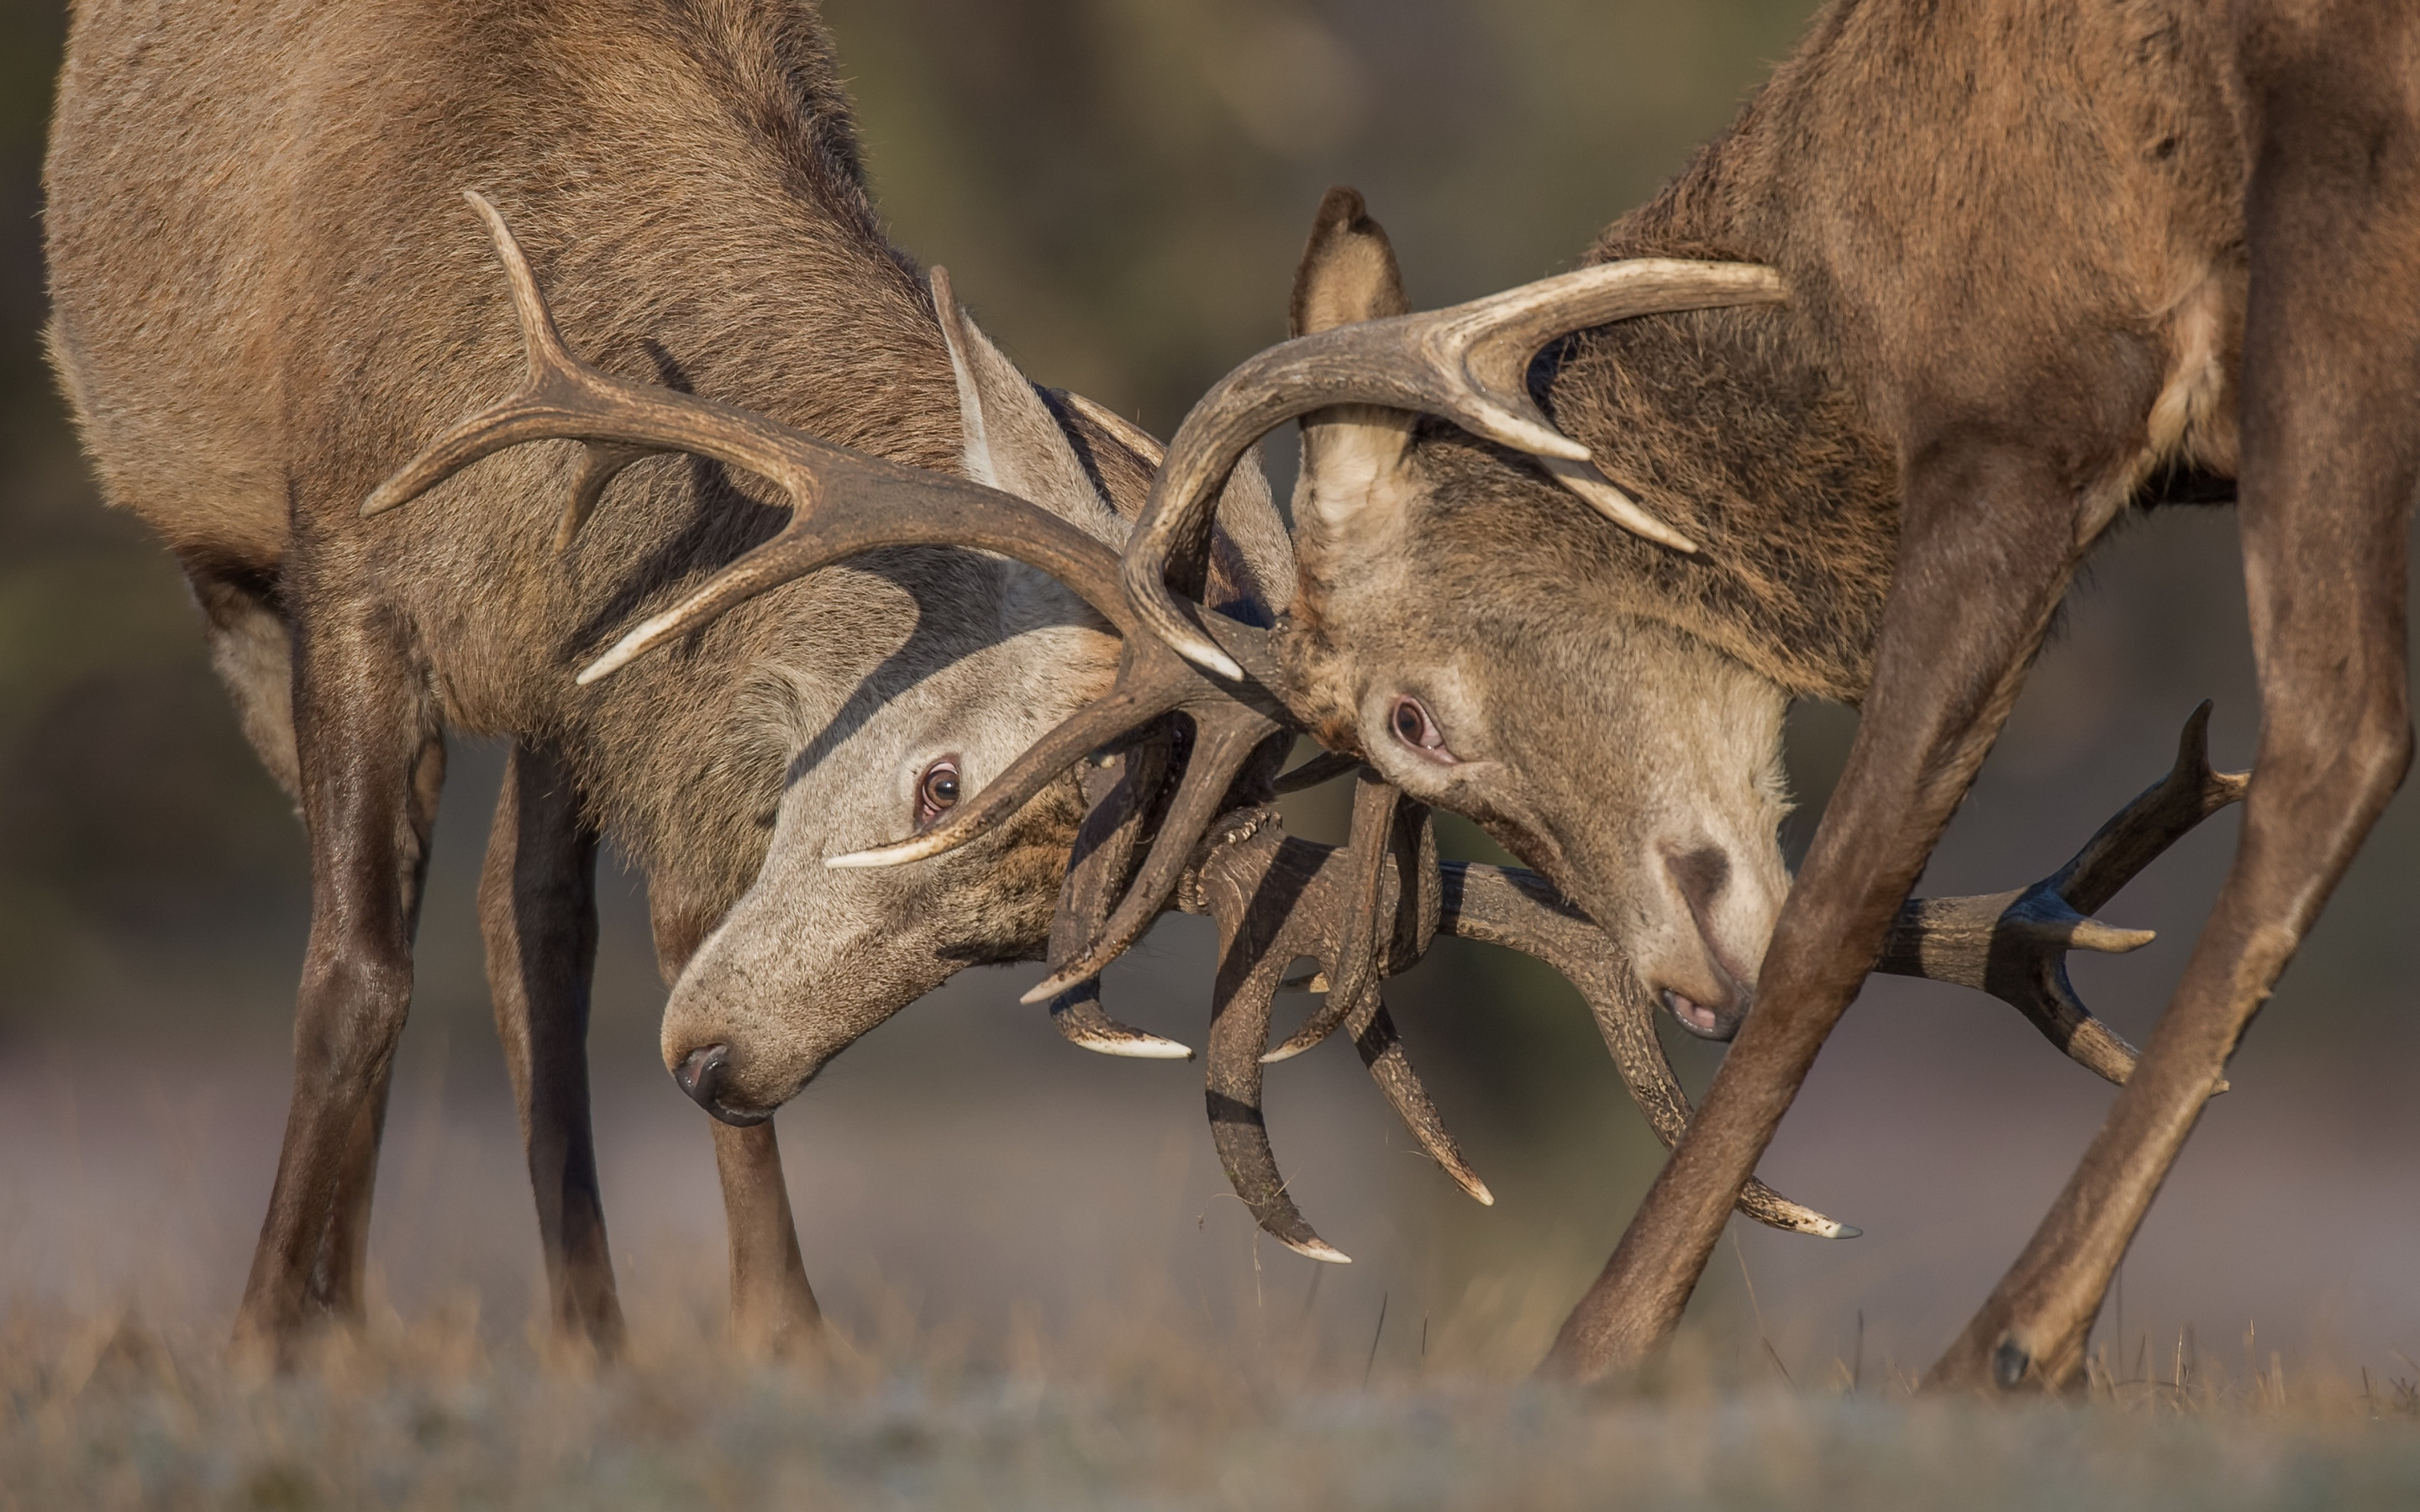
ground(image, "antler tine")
xmin=1268 ymin=788 xmax=1486 ymax=1202
xmin=1121 ymin=211 xmax=1787 ymax=678
xmin=1349 ymin=990 xmax=1492 ymax=1205
xmin=1197 ymin=823 xmax=1354 ymax=1263
xmin=1045 ymin=737 xmax=1195 ymax=1059
xmin=1060 ymin=391 xmax=1168 ymax=470
xmin=366 ymin=192 xmax=1142 ymax=687
xmin=1875 ymin=702 xmax=2249 ymax=1088
xmin=1274 ymin=748 xmax=1363 ymax=795
xmin=1261 ymin=769 xmax=1398 ymax=1062
xmin=1016 ymin=700 xmax=1286 ymax=1002
xmin=1435 ymin=862 xmax=1855 ymax=1238
xmin=1187 ymin=810 xmax=1492 ymax=1254
xmin=363 ymin=192 xmax=667 ymax=526
xmin=2051 ymin=700 xmax=2249 ymax=913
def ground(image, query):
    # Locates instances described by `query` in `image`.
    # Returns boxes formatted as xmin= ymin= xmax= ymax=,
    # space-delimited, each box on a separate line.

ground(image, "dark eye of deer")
xmin=916 ymin=757 xmax=961 ymax=828
xmin=1388 ymin=695 xmax=1456 ymax=764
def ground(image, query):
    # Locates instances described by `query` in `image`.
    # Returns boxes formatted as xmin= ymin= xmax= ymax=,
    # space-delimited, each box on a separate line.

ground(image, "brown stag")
xmin=42 ymin=0 xmax=1295 ymax=1358
xmin=796 ymin=0 xmax=2411 ymax=1391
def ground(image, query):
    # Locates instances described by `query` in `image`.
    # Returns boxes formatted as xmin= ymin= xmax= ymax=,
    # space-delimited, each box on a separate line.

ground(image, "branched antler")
xmin=376 ymin=197 xmax=2247 ymax=1270
xmin=1041 ymin=737 xmax=1195 ymax=1059
xmin=1172 ymin=784 xmax=1855 ymax=1256
xmin=1182 ymin=806 xmax=1485 ymax=1262
xmin=1875 ymin=702 xmax=2248 ymax=1084
xmin=1170 ymin=706 xmax=2248 ymax=1258
xmin=369 ymin=196 xmax=1304 ymax=1002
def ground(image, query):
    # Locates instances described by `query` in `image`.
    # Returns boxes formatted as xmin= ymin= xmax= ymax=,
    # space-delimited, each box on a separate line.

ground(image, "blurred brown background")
xmin=0 ymin=0 xmax=2412 ymax=1383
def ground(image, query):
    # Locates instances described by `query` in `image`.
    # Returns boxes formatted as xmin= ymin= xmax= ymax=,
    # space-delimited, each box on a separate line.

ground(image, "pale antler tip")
xmin=1258 ymin=1042 xmax=1309 ymax=1064
xmin=2070 ymin=920 xmax=2158 ymax=953
xmin=1543 ymin=458 xmax=1701 ymax=554
xmin=575 ymin=638 xmax=644 ymax=685
xmin=1465 ymin=405 xmax=1593 ymax=463
xmin=1176 ymin=638 xmax=1245 ymax=683
xmin=1065 ymin=1032 xmax=1195 ymax=1061
xmin=1019 ymin=971 xmax=1086 ymax=1005
xmin=1286 ymin=1237 xmax=1354 ymax=1265
xmin=825 ymin=834 xmax=954 ymax=869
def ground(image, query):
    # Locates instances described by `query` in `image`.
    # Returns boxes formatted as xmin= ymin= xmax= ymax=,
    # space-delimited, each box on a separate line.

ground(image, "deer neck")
xmin=1537 ymin=282 xmax=1898 ymax=707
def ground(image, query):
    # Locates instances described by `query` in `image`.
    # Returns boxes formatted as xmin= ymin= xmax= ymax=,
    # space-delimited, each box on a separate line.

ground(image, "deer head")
xmin=1104 ymin=188 xmax=1809 ymax=1041
xmin=1275 ymin=191 xmax=1801 ymax=1038
xmin=365 ymin=195 xmax=1286 ymax=1120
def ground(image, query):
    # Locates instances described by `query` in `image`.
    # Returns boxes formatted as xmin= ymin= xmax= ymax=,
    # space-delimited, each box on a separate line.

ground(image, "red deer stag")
xmin=1092 ymin=2 xmax=2416 ymax=1391
xmin=769 ymin=1 xmax=2407 ymax=1390
xmin=42 ymin=0 xmax=1295 ymax=1358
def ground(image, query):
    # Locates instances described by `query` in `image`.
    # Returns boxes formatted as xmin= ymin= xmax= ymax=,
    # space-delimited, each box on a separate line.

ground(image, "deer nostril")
xmin=673 ymin=1042 xmax=732 ymax=1111
xmin=1664 ymin=844 xmax=1732 ymax=920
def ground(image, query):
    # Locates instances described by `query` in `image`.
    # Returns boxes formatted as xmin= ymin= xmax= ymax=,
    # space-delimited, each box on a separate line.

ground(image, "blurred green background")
xmin=1 ymin=0 xmax=2413 ymax=1383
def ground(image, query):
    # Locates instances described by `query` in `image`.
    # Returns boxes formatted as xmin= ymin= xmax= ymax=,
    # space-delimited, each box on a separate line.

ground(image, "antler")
xmin=1180 ymin=810 xmax=1480 ymax=1261
xmin=1260 ymin=769 xmax=1426 ymax=1063
xmin=1118 ymin=190 xmax=1787 ymax=681
xmin=367 ymin=192 xmax=1135 ymax=640
xmin=1040 ymin=736 xmax=1196 ymax=1059
xmin=1176 ymin=788 xmax=1852 ymax=1257
xmin=1176 ymin=706 xmax=2248 ymax=1259
xmin=368 ymin=195 xmax=1313 ymax=972
xmin=1874 ymin=702 xmax=2248 ymax=1084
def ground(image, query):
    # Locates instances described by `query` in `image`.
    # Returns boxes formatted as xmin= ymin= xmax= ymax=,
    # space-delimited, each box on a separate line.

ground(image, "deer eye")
xmin=1387 ymin=695 xmax=1456 ymax=764
xmin=916 ymin=756 xmax=962 ymax=828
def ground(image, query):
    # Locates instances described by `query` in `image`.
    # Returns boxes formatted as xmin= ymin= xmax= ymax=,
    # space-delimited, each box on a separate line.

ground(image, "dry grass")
xmin=6 ymin=1287 xmax=2417 ymax=1512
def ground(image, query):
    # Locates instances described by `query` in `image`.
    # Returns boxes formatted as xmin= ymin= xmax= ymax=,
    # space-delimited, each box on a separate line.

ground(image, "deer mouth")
xmin=1661 ymin=988 xmax=1727 ymax=1039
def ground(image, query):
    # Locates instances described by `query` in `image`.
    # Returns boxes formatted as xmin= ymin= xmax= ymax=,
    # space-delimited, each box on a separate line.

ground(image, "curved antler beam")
xmin=1121 ymin=211 xmax=1787 ymax=679
xmin=1044 ymin=738 xmax=1195 ymax=1059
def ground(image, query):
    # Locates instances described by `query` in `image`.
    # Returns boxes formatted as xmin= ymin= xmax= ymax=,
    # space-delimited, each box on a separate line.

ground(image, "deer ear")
xmin=1290 ymin=188 xmax=1419 ymax=549
xmin=1291 ymin=186 xmax=1410 ymax=338
xmin=932 ymin=266 xmax=1124 ymax=545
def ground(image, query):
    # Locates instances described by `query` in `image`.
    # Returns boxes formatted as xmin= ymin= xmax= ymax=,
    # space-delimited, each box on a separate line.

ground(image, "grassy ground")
xmin=8 ymin=1295 xmax=2418 ymax=1512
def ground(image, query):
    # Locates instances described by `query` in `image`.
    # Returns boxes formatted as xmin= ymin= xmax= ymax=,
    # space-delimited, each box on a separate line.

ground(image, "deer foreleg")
xmin=707 ymin=1121 xmax=819 ymax=1355
xmin=1930 ymin=29 xmax=2420 ymax=1393
xmin=234 ymin=601 xmax=443 ymax=1358
xmin=480 ymin=742 xmax=624 ymax=1357
xmin=308 ymin=727 xmax=445 ymax=1316
xmin=649 ymin=885 xmax=821 ymax=1357
xmin=1540 ymin=441 xmax=2090 ymax=1382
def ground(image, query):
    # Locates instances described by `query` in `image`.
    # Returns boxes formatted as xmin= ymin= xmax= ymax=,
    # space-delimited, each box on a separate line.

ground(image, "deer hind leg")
xmin=1540 ymin=439 xmax=2091 ymax=1381
xmin=1928 ymin=27 xmax=2420 ymax=1394
xmin=650 ymin=886 xmax=820 ymax=1357
xmin=481 ymin=743 xmax=625 ymax=1357
xmin=233 ymin=591 xmax=443 ymax=1357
